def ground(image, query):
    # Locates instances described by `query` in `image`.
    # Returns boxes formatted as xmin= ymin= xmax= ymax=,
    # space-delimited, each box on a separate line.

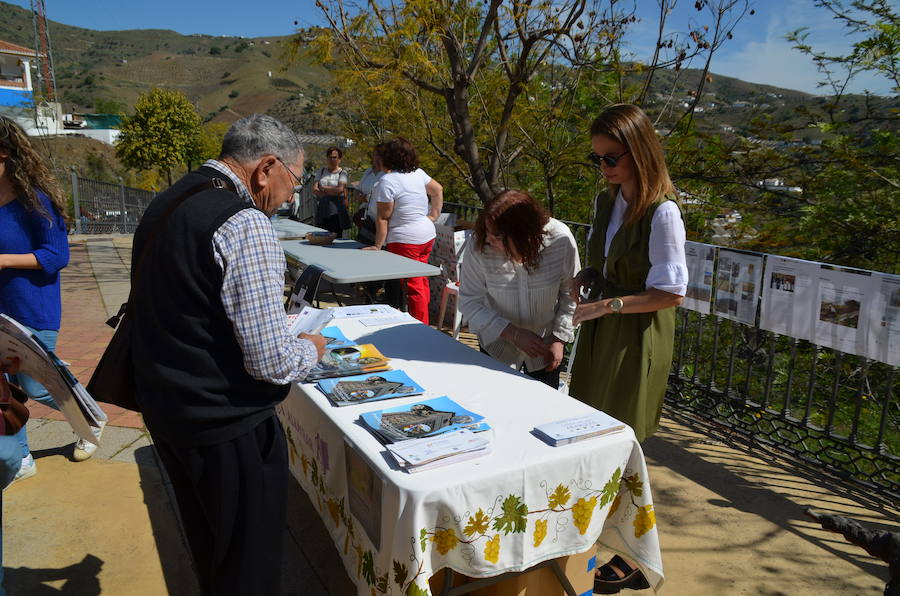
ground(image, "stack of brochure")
xmin=306 ymin=343 xmax=390 ymax=381
xmin=533 ymin=411 xmax=626 ymax=446
xmin=387 ymin=429 xmax=491 ymax=473
xmin=359 ymin=396 xmax=491 ymax=445
xmin=0 ymin=314 xmax=106 ymax=444
xmin=317 ymin=369 xmax=424 ymax=407
xmin=287 ymin=305 xmax=334 ymax=335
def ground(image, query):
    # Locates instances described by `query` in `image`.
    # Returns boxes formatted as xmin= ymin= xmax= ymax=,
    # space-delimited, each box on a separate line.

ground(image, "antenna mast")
xmin=30 ymin=0 xmax=57 ymax=102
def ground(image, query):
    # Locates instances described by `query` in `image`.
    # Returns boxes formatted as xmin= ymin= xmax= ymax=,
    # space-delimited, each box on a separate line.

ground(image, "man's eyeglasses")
xmin=277 ymin=157 xmax=304 ymax=193
xmin=587 ymin=150 xmax=630 ymax=168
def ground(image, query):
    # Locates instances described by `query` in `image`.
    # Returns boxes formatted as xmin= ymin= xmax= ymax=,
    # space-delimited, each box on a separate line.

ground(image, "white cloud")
xmin=710 ymin=0 xmax=893 ymax=95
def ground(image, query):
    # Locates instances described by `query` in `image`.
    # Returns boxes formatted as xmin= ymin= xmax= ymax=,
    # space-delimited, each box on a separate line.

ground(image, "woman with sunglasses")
xmin=569 ymin=104 xmax=686 ymax=593
xmin=458 ymin=190 xmax=580 ymax=387
xmin=312 ymin=146 xmax=350 ymax=235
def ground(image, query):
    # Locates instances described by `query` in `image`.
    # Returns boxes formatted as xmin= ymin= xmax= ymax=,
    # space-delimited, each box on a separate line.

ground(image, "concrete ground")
xmin=3 ymin=235 xmax=897 ymax=595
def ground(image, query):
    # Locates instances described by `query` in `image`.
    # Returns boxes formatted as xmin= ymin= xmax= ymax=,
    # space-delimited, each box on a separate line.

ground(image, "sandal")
xmin=593 ymin=555 xmax=650 ymax=594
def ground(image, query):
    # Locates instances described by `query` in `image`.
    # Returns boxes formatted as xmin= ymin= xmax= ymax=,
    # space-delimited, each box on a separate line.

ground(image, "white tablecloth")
xmin=277 ymin=316 xmax=664 ymax=595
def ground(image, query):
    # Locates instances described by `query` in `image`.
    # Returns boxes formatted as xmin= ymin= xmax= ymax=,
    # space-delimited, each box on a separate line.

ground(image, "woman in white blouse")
xmin=313 ymin=146 xmax=350 ymax=235
xmin=459 ymin=190 xmax=580 ymax=388
xmin=568 ymin=104 xmax=687 ymax=593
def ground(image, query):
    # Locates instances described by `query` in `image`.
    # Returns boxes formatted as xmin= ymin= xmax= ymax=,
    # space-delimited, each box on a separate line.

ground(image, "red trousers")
xmin=386 ymin=238 xmax=434 ymax=325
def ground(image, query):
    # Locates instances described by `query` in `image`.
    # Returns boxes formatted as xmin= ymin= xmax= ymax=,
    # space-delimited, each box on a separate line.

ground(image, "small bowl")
xmin=306 ymin=231 xmax=337 ymax=246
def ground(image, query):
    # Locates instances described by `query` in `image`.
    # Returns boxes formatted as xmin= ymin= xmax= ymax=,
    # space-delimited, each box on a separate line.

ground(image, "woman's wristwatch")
xmin=608 ymin=297 xmax=624 ymax=314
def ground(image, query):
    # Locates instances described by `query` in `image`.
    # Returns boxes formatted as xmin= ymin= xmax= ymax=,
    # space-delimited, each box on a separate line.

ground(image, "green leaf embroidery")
xmin=362 ymin=550 xmax=376 ymax=585
xmin=393 ymin=560 xmax=408 ymax=586
xmin=624 ymin=474 xmax=643 ymax=497
xmin=599 ymin=468 xmax=622 ymax=508
xmin=492 ymin=494 xmax=529 ymax=535
xmin=406 ymin=582 xmax=429 ymax=596
xmin=419 ymin=528 xmax=428 ymax=552
xmin=548 ymin=484 xmax=571 ymax=509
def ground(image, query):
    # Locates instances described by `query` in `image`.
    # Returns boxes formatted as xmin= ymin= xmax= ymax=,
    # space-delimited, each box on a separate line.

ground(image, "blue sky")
xmin=5 ymin=0 xmax=892 ymax=95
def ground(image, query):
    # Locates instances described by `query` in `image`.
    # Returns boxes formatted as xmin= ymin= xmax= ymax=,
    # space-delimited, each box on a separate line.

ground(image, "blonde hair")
xmin=0 ymin=116 xmax=67 ymax=222
xmin=590 ymin=104 xmax=675 ymax=227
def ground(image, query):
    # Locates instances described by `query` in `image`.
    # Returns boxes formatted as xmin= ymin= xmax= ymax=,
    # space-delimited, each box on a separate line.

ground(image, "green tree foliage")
xmin=188 ymin=121 xmax=230 ymax=168
xmin=301 ymin=0 xmax=750 ymax=208
xmin=115 ymin=88 xmax=201 ymax=186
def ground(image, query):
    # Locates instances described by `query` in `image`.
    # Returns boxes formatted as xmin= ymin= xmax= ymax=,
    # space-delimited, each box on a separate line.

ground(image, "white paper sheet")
xmin=813 ymin=266 xmax=876 ymax=356
xmin=683 ymin=241 xmax=716 ymax=314
xmin=865 ymin=273 xmax=900 ymax=365
xmin=713 ymin=250 xmax=764 ymax=325
xmin=759 ymin=256 xmax=819 ymax=341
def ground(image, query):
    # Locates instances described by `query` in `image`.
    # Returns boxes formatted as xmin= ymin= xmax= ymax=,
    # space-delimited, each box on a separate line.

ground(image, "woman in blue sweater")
xmin=0 ymin=116 xmax=92 ymax=481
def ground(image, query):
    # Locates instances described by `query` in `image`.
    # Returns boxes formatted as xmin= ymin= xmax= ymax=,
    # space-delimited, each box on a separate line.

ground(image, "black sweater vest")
xmin=131 ymin=167 xmax=289 ymax=447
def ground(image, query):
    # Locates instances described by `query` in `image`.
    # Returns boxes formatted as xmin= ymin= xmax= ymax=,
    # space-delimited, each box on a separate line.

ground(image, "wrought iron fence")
xmin=71 ymin=171 xmax=154 ymax=235
xmin=443 ymin=200 xmax=899 ymax=504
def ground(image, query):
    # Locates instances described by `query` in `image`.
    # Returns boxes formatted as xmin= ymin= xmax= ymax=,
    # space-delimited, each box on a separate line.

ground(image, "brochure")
xmin=287 ymin=306 xmax=333 ymax=335
xmin=387 ymin=429 xmax=491 ymax=472
xmin=359 ymin=396 xmax=490 ymax=444
xmin=0 ymin=314 xmax=107 ymax=444
xmin=320 ymin=326 xmax=354 ymax=348
xmin=329 ymin=304 xmax=399 ymax=319
xmin=533 ymin=411 xmax=626 ymax=446
xmin=317 ymin=369 xmax=423 ymax=407
xmin=305 ymin=343 xmax=390 ymax=381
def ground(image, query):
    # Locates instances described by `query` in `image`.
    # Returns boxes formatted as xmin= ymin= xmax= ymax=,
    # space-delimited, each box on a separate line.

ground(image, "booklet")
xmin=329 ymin=304 xmax=399 ymax=319
xmin=387 ymin=429 xmax=491 ymax=472
xmin=287 ymin=306 xmax=334 ymax=335
xmin=0 ymin=314 xmax=107 ymax=444
xmin=533 ymin=411 xmax=626 ymax=446
xmin=317 ymin=369 xmax=423 ymax=407
xmin=320 ymin=326 xmax=354 ymax=349
xmin=359 ymin=396 xmax=490 ymax=444
xmin=305 ymin=344 xmax=390 ymax=381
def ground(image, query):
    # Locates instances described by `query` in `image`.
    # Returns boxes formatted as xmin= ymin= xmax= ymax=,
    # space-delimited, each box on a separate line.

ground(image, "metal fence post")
xmin=119 ymin=177 xmax=127 ymax=233
xmin=71 ymin=167 xmax=82 ymax=235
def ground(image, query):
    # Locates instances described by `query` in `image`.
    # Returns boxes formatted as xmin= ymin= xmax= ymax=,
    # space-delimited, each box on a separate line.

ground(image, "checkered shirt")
xmin=204 ymin=160 xmax=319 ymax=384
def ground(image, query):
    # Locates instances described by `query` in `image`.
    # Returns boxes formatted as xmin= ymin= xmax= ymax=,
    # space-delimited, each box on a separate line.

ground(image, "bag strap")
xmin=107 ymin=175 xmax=237 ymax=328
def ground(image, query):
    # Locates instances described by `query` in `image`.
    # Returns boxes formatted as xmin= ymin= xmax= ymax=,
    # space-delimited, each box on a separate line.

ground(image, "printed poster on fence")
xmin=759 ymin=256 xmax=818 ymax=341
xmin=683 ymin=241 xmax=715 ymax=314
xmin=713 ymin=250 xmax=763 ymax=325
xmin=813 ymin=266 xmax=876 ymax=357
xmin=865 ymin=273 xmax=900 ymax=366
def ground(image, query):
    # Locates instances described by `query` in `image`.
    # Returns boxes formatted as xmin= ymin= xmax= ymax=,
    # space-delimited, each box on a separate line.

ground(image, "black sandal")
xmin=593 ymin=555 xmax=650 ymax=594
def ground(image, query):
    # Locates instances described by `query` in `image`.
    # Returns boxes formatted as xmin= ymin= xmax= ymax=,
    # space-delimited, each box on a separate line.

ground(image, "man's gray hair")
xmin=220 ymin=114 xmax=303 ymax=164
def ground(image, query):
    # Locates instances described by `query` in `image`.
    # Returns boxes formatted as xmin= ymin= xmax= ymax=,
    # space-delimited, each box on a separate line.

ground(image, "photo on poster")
xmin=683 ymin=241 xmax=715 ymax=314
xmin=713 ymin=250 xmax=763 ymax=325
xmin=344 ymin=439 xmax=383 ymax=550
xmin=812 ymin=266 xmax=875 ymax=356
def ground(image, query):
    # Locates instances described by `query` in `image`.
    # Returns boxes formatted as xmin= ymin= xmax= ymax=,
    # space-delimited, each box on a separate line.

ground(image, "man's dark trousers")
xmin=152 ymin=414 xmax=288 ymax=596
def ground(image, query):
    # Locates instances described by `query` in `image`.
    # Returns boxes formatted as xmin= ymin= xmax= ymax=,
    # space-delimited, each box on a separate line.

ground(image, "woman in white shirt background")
xmin=313 ymin=146 xmax=350 ymax=235
xmin=362 ymin=137 xmax=443 ymax=324
xmin=352 ymin=143 xmax=385 ymax=246
xmin=568 ymin=103 xmax=687 ymax=595
xmin=459 ymin=190 xmax=580 ymax=388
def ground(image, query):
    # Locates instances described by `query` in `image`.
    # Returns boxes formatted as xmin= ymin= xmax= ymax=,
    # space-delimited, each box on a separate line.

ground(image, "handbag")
xmin=87 ymin=177 xmax=235 ymax=412
xmin=0 ymin=379 xmax=29 ymax=436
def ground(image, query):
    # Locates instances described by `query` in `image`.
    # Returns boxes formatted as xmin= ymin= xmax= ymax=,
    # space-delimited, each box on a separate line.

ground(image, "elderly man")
xmin=130 ymin=114 xmax=326 ymax=596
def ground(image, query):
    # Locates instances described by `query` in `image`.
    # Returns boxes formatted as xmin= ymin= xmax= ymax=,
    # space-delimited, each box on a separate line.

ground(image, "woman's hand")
xmin=570 ymin=267 xmax=600 ymax=304
xmin=573 ymin=300 xmax=611 ymax=326
xmin=361 ymin=245 xmax=381 ymax=251
xmin=502 ymin=325 xmax=551 ymax=359
xmin=544 ymin=338 xmax=564 ymax=371
xmin=0 ymin=356 xmax=21 ymax=375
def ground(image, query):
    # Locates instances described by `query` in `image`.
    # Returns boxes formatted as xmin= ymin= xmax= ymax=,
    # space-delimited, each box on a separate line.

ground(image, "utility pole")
xmin=30 ymin=0 xmax=57 ymax=102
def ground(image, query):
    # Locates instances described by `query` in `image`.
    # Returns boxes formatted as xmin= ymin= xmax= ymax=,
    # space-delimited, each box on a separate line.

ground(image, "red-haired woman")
xmin=458 ymin=190 xmax=580 ymax=387
xmin=362 ymin=137 xmax=443 ymax=324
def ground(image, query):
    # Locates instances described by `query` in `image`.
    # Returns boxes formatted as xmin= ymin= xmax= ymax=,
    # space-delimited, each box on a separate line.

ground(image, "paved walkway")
xmin=4 ymin=235 xmax=897 ymax=595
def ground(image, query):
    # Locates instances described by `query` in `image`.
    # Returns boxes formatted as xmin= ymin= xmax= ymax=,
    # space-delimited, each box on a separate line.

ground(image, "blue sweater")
xmin=0 ymin=192 xmax=69 ymax=330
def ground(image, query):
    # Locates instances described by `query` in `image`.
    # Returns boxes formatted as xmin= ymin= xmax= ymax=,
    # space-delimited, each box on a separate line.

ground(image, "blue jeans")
xmin=11 ymin=328 xmax=60 ymax=459
xmin=0 ymin=435 xmax=22 ymax=596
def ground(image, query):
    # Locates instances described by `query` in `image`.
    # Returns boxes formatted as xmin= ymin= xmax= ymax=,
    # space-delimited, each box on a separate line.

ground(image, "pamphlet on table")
xmin=387 ymin=429 xmax=491 ymax=473
xmin=317 ymin=369 xmax=424 ymax=407
xmin=360 ymin=396 xmax=490 ymax=444
xmin=533 ymin=411 xmax=626 ymax=446
xmin=0 ymin=314 xmax=107 ymax=444
xmin=286 ymin=305 xmax=334 ymax=335
xmin=306 ymin=343 xmax=390 ymax=381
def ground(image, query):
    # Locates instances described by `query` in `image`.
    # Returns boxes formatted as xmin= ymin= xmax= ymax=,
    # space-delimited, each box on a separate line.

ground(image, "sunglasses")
xmin=587 ymin=150 xmax=630 ymax=168
xmin=277 ymin=157 xmax=304 ymax=193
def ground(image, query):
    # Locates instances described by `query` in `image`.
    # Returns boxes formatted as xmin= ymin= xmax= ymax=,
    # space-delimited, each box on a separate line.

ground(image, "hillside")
xmin=0 ymin=1 xmax=327 ymax=129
